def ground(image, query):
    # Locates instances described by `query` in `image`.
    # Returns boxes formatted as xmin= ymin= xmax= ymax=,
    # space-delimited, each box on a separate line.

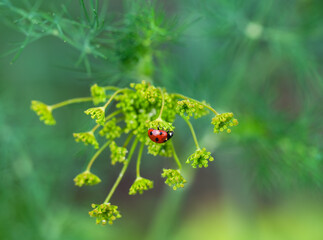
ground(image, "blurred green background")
xmin=0 ymin=0 xmax=322 ymax=239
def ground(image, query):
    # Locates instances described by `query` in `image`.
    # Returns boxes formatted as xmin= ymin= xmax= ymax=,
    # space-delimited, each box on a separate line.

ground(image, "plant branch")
xmin=104 ymin=138 xmax=138 ymax=203
xmin=50 ymin=97 xmax=92 ymax=110
xmin=86 ymin=140 xmax=111 ymax=171
xmin=181 ymin=116 xmax=200 ymax=149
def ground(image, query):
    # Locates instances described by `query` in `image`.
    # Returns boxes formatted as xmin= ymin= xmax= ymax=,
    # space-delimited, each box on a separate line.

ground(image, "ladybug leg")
xmin=157 ymin=125 xmax=160 ymax=130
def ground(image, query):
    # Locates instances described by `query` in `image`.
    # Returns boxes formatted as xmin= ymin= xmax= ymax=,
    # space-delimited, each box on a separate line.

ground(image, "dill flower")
xmin=161 ymin=169 xmax=187 ymax=190
xmin=73 ymin=171 xmax=101 ymax=187
xmin=129 ymin=177 xmax=154 ymax=195
xmin=176 ymin=99 xmax=209 ymax=119
xmin=31 ymin=100 xmax=56 ymax=125
xmin=84 ymin=107 xmax=105 ymax=125
xmin=99 ymin=118 xmax=122 ymax=140
xmin=89 ymin=203 xmax=121 ymax=225
xmin=186 ymin=148 xmax=214 ymax=168
xmin=149 ymin=118 xmax=174 ymax=132
xmin=91 ymin=84 xmax=107 ymax=105
xmin=109 ymin=141 xmax=128 ymax=165
xmin=73 ymin=131 xmax=99 ymax=149
xmin=147 ymin=141 xmax=173 ymax=157
xmin=211 ymin=112 xmax=238 ymax=133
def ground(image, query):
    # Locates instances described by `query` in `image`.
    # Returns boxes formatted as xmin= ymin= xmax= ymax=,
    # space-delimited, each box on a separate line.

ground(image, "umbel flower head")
xmin=99 ymin=118 xmax=122 ymax=140
xmin=91 ymin=84 xmax=107 ymax=105
xmin=211 ymin=112 xmax=238 ymax=133
xmin=162 ymin=169 xmax=187 ymax=190
xmin=147 ymin=141 xmax=173 ymax=157
xmin=31 ymin=100 xmax=56 ymax=125
xmin=186 ymin=148 xmax=214 ymax=168
xmin=73 ymin=131 xmax=99 ymax=149
xmin=109 ymin=141 xmax=128 ymax=165
xmin=129 ymin=177 xmax=154 ymax=195
xmin=176 ymin=99 xmax=209 ymax=119
xmin=149 ymin=118 xmax=174 ymax=132
xmin=89 ymin=203 xmax=121 ymax=225
xmin=73 ymin=171 xmax=101 ymax=187
xmin=84 ymin=107 xmax=105 ymax=125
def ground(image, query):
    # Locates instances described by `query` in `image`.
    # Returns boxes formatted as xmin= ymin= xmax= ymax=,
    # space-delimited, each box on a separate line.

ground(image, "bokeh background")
xmin=0 ymin=0 xmax=322 ymax=239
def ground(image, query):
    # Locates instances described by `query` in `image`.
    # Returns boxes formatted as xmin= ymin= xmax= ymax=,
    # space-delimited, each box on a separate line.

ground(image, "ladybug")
xmin=148 ymin=127 xmax=174 ymax=143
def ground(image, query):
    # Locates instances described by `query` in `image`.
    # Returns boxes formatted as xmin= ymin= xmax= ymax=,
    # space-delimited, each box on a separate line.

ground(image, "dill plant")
xmin=2 ymin=0 xmax=239 ymax=225
xmin=31 ymin=80 xmax=238 ymax=225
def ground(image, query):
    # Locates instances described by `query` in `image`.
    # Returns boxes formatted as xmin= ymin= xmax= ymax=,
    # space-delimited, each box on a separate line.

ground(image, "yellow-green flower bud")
xmin=84 ymin=107 xmax=105 ymax=126
xmin=211 ymin=112 xmax=238 ymax=134
xmin=99 ymin=118 xmax=122 ymax=140
xmin=186 ymin=148 xmax=214 ymax=168
xmin=73 ymin=171 xmax=101 ymax=187
xmin=91 ymin=84 xmax=107 ymax=105
xmin=109 ymin=141 xmax=128 ymax=165
xmin=31 ymin=100 xmax=56 ymax=125
xmin=176 ymin=99 xmax=209 ymax=119
xmin=161 ymin=169 xmax=186 ymax=190
xmin=89 ymin=203 xmax=121 ymax=225
xmin=73 ymin=131 xmax=99 ymax=149
xmin=129 ymin=177 xmax=154 ymax=195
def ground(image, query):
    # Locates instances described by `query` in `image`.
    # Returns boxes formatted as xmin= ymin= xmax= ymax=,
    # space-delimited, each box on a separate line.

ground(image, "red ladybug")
xmin=148 ymin=128 xmax=174 ymax=143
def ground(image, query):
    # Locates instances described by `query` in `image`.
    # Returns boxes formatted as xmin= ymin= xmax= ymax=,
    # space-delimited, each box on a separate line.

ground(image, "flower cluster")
xmin=89 ymin=203 xmax=121 ymax=225
xmin=211 ymin=112 xmax=238 ymax=133
xmin=73 ymin=131 xmax=99 ymax=149
xmin=31 ymin=80 xmax=238 ymax=226
xmin=99 ymin=118 xmax=122 ymax=140
xmin=109 ymin=141 xmax=128 ymax=165
xmin=161 ymin=169 xmax=187 ymax=190
xmin=147 ymin=141 xmax=173 ymax=157
xmin=84 ymin=107 xmax=105 ymax=125
xmin=186 ymin=148 xmax=214 ymax=168
xmin=149 ymin=119 xmax=174 ymax=132
xmin=73 ymin=171 xmax=101 ymax=187
xmin=91 ymin=84 xmax=107 ymax=105
xmin=176 ymin=99 xmax=209 ymax=119
xmin=129 ymin=177 xmax=154 ymax=195
xmin=31 ymin=101 xmax=56 ymax=125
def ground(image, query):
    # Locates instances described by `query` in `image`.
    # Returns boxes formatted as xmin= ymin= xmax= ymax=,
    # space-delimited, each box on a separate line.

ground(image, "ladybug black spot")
xmin=159 ymin=132 xmax=163 ymax=135
xmin=150 ymin=131 xmax=153 ymax=135
xmin=155 ymin=138 xmax=159 ymax=142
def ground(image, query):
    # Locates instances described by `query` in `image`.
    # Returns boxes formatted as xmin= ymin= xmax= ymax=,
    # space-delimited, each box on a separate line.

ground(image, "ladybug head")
xmin=167 ymin=131 xmax=174 ymax=140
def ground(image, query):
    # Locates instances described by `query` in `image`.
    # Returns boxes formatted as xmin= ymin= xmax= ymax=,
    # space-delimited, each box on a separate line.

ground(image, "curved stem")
xmin=181 ymin=116 xmax=200 ymax=150
xmin=86 ymin=140 xmax=111 ymax=171
xmin=50 ymin=97 xmax=92 ymax=110
xmin=157 ymin=88 xmax=165 ymax=120
xmin=103 ymin=86 xmax=121 ymax=91
xmin=172 ymin=93 xmax=219 ymax=115
xmin=170 ymin=141 xmax=182 ymax=170
xmin=136 ymin=143 xmax=145 ymax=178
xmin=104 ymin=138 xmax=138 ymax=203
xmin=103 ymin=89 xmax=127 ymax=109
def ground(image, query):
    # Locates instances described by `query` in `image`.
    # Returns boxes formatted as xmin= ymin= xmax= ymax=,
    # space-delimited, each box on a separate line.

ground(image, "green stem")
xmin=136 ymin=143 xmax=145 ymax=178
xmin=104 ymin=138 xmax=138 ymax=203
xmin=103 ymin=86 xmax=121 ymax=91
xmin=157 ymin=88 xmax=165 ymax=120
xmin=80 ymin=0 xmax=90 ymax=24
xmin=86 ymin=140 xmax=111 ymax=171
xmin=172 ymin=93 xmax=219 ymax=115
xmin=181 ymin=116 xmax=200 ymax=150
xmin=170 ymin=141 xmax=182 ymax=169
xmin=123 ymin=132 xmax=133 ymax=148
xmin=50 ymin=97 xmax=92 ymax=110
xmin=103 ymin=89 xmax=126 ymax=109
